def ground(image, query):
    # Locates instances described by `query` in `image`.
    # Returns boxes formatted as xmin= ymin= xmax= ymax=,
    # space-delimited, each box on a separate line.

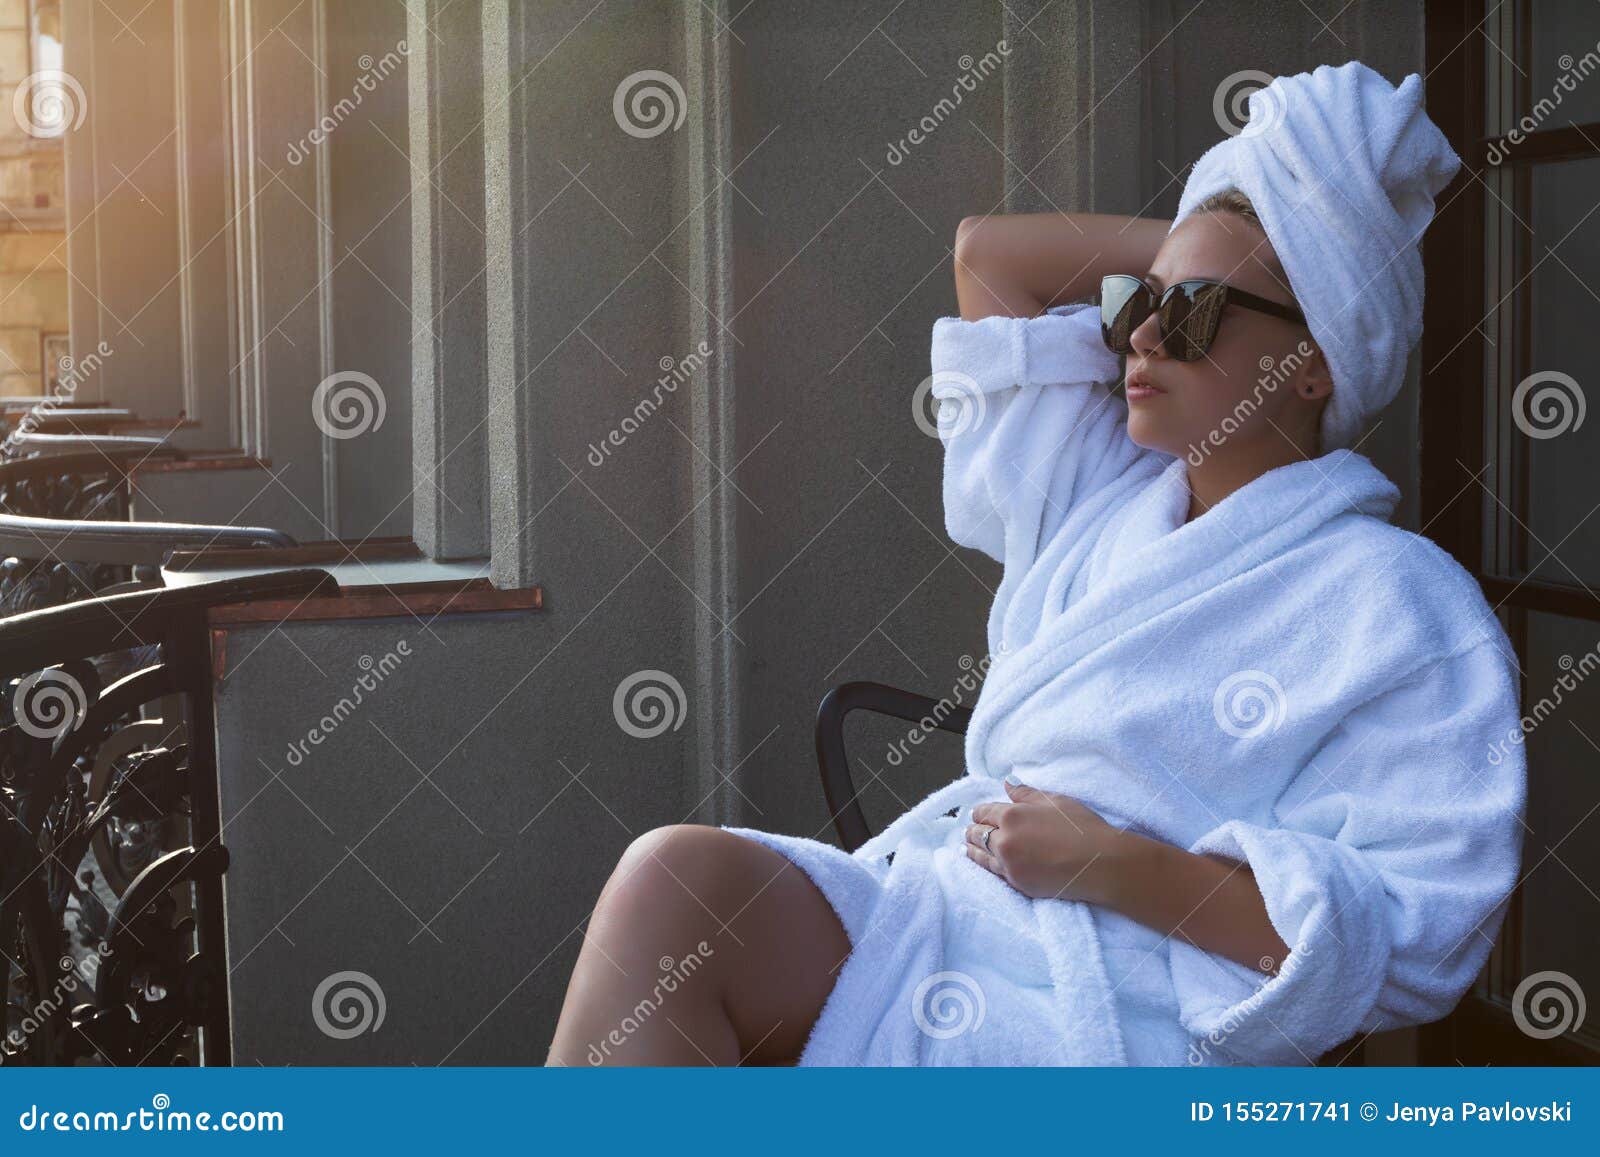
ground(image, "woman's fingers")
xmin=970 ymin=801 xmax=1008 ymax=827
xmin=963 ymin=840 xmax=1005 ymax=877
xmin=964 ymin=822 xmax=995 ymax=850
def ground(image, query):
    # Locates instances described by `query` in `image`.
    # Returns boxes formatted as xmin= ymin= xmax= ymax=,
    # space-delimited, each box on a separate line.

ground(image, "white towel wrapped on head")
xmin=1171 ymin=60 xmax=1462 ymax=450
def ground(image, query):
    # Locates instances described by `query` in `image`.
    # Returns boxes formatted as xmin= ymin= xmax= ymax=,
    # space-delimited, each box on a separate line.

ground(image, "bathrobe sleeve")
xmin=930 ymin=303 xmax=1154 ymax=565
xmin=1167 ymin=639 xmax=1527 ymax=1066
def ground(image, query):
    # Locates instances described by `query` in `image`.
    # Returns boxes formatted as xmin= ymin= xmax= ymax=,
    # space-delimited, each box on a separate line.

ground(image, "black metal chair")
xmin=2 ymin=432 xmax=174 ymax=461
xmin=814 ymin=681 xmax=971 ymax=853
xmin=0 ymin=442 xmax=309 ymax=1066
xmin=0 ymin=409 xmax=140 ymax=438
xmin=0 ymin=569 xmax=339 ymax=1066
xmin=0 ymin=448 xmax=293 ymax=615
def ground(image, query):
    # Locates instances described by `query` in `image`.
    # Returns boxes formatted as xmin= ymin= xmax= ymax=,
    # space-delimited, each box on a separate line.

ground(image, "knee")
xmin=602 ymin=824 xmax=738 ymax=912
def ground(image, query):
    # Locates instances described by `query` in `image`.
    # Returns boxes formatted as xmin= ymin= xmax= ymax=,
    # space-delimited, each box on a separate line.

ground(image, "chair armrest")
xmin=7 ymin=433 xmax=173 ymax=456
xmin=0 ymin=569 xmax=338 ymax=679
xmin=0 ymin=512 xmax=295 ymax=567
xmin=815 ymin=681 xmax=972 ymax=853
xmin=0 ymin=449 xmax=177 ymax=486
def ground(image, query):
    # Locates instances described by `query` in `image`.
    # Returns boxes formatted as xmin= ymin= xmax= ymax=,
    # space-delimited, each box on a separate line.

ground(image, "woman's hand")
xmin=964 ymin=778 xmax=1127 ymax=903
xmin=965 ymin=776 xmax=1290 ymax=975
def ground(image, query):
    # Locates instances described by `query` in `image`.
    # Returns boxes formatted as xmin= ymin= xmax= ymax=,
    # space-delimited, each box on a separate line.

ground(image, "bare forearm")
xmin=1092 ymin=830 xmax=1290 ymax=974
xmin=953 ymin=212 xmax=1171 ymax=321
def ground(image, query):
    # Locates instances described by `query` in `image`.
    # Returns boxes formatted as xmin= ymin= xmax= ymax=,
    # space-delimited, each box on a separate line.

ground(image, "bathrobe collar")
xmin=971 ymin=449 xmax=1401 ymax=778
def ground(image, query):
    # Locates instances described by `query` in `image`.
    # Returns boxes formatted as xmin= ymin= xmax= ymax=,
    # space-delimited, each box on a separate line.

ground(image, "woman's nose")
xmin=1128 ymin=309 xmax=1166 ymax=359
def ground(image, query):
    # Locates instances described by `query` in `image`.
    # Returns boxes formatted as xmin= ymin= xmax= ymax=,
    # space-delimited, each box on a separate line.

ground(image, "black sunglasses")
xmin=1098 ymin=274 xmax=1306 ymax=362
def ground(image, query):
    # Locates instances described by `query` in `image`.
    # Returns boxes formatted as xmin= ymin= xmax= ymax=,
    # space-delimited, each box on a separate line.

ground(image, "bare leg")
xmin=546 ymin=825 xmax=851 ymax=1066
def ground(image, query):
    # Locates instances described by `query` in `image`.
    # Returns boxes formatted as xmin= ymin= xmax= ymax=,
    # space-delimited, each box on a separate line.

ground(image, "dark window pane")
xmin=1514 ymin=611 xmax=1600 ymax=1048
xmin=1501 ymin=1 xmax=1600 ymax=136
xmin=1493 ymin=156 xmax=1600 ymax=587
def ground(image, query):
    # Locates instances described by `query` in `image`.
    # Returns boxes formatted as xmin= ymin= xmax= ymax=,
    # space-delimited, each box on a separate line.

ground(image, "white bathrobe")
xmin=724 ymin=303 xmax=1526 ymax=1066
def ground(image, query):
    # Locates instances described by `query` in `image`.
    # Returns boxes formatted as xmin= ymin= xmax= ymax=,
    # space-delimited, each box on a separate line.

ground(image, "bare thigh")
xmin=577 ymin=824 xmax=852 ymax=1064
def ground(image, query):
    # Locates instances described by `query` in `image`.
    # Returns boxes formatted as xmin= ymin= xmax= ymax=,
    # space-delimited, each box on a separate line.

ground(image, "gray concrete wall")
xmin=204 ymin=0 xmax=1432 ymax=1062
xmin=215 ymin=611 xmax=604 ymax=1065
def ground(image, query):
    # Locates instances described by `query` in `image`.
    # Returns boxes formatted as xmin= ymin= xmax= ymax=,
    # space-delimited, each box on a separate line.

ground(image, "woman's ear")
xmin=1296 ymin=344 xmax=1334 ymax=401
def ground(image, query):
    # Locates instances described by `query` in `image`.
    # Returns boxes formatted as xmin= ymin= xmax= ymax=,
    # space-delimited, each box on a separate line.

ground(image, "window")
xmin=28 ymin=0 xmax=62 ymax=76
xmin=1421 ymin=0 xmax=1600 ymax=1065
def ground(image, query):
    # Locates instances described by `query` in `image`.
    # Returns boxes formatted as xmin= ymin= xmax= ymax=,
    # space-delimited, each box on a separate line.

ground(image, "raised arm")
xmin=953 ymin=212 xmax=1171 ymax=320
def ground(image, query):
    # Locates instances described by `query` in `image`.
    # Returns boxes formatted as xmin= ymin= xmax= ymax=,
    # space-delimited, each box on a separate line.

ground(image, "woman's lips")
xmin=1126 ymin=370 xmax=1164 ymax=402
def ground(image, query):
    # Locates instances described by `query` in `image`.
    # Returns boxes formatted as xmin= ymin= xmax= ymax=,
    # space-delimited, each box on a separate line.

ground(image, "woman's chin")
xmin=1125 ymin=414 xmax=1178 ymax=455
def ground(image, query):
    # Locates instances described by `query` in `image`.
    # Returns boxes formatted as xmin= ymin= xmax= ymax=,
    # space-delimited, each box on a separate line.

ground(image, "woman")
xmin=547 ymin=62 xmax=1525 ymax=1067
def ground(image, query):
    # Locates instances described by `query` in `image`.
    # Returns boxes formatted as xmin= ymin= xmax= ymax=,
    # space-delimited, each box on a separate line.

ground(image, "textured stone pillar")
xmin=408 ymin=0 xmax=489 ymax=558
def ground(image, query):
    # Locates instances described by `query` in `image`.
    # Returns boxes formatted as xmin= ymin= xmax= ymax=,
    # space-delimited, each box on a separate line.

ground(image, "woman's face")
xmin=1122 ymin=211 xmax=1325 ymax=462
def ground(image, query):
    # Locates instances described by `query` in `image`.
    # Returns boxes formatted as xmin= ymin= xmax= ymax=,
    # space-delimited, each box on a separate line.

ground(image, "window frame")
xmin=1420 ymin=0 xmax=1600 ymax=1065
